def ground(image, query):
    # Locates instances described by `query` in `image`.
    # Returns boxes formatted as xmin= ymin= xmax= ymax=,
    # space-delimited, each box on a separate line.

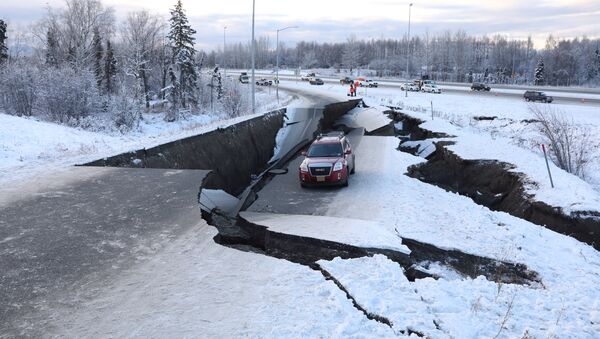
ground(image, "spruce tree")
xmin=104 ymin=39 xmax=117 ymax=94
xmin=167 ymin=0 xmax=198 ymax=115
xmin=0 ymin=20 xmax=8 ymax=65
xmin=93 ymin=28 xmax=104 ymax=88
xmin=534 ymin=57 xmax=545 ymax=86
xmin=45 ymin=27 xmax=59 ymax=66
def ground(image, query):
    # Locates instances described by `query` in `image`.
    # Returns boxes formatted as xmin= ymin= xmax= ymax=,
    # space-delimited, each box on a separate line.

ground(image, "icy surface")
xmin=45 ymin=225 xmax=394 ymax=337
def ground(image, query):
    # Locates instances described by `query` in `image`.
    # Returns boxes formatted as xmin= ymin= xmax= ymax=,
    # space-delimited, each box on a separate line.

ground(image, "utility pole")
xmin=223 ymin=26 xmax=227 ymax=79
xmin=405 ymin=3 xmax=413 ymax=98
xmin=276 ymin=26 xmax=299 ymax=103
xmin=251 ymin=0 xmax=256 ymax=114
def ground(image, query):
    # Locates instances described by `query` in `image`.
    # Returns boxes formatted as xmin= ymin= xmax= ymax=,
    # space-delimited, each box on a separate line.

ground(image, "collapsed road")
xmin=0 ymin=89 xmax=544 ymax=337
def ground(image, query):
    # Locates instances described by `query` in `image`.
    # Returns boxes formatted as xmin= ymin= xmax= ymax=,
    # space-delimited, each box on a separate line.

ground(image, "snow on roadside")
xmin=0 ymin=89 xmax=294 ymax=185
xmin=320 ymin=135 xmax=600 ymax=338
xmin=320 ymin=255 xmax=600 ymax=338
xmin=416 ymin=116 xmax=600 ymax=216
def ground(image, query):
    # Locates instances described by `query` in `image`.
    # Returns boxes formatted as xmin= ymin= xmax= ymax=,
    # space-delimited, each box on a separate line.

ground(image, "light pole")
xmin=223 ymin=26 xmax=227 ymax=79
xmin=276 ymin=25 xmax=299 ymax=103
xmin=251 ymin=0 xmax=256 ymax=113
xmin=405 ymin=3 xmax=413 ymax=98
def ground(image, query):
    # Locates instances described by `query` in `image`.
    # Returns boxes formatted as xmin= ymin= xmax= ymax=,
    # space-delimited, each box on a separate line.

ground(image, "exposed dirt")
xmin=85 ymin=111 xmax=286 ymax=196
xmin=392 ymin=109 xmax=600 ymax=250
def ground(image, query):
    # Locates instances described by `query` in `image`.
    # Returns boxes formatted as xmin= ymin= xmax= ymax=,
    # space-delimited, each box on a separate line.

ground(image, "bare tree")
xmin=530 ymin=105 xmax=592 ymax=178
xmin=52 ymin=0 xmax=115 ymax=69
xmin=122 ymin=10 xmax=164 ymax=108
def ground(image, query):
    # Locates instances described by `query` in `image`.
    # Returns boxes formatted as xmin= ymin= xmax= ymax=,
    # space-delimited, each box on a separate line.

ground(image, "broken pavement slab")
xmin=240 ymin=211 xmax=411 ymax=254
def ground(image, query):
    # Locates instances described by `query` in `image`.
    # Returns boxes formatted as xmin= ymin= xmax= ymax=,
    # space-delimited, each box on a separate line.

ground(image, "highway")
xmin=234 ymin=71 xmax=600 ymax=107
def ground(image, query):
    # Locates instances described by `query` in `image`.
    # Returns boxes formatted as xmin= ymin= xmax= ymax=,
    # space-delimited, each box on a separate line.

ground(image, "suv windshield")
xmin=307 ymin=143 xmax=343 ymax=157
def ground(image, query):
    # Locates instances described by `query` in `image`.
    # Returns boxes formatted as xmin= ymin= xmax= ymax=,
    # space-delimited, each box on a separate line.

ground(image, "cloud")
xmin=1 ymin=0 xmax=598 ymax=49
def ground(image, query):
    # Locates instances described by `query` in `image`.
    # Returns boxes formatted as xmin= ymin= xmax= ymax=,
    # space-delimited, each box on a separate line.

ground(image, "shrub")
xmin=529 ymin=105 xmax=592 ymax=178
xmin=110 ymin=90 xmax=142 ymax=133
xmin=38 ymin=66 xmax=101 ymax=125
xmin=0 ymin=64 xmax=38 ymax=117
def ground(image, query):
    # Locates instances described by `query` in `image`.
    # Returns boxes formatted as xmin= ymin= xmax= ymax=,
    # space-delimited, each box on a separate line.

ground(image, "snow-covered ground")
xmin=319 ymin=135 xmax=600 ymax=338
xmin=0 ymin=88 xmax=294 ymax=185
xmin=5 ymin=80 xmax=600 ymax=337
xmin=279 ymin=80 xmax=600 ymax=215
xmin=43 ymin=224 xmax=395 ymax=338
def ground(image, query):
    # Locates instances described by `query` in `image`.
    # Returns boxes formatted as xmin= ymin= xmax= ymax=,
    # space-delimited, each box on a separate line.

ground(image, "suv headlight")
xmin=300 ymin=161 xmax=308 ymax=172
xmin=333 ymin=161 xmax=344 ymax=171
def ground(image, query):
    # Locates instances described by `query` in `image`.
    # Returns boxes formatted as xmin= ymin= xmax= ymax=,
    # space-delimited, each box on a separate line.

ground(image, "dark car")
xmin=256 ymin=78 xmax=273 ymax=86
xmin=299 ymin=132 xmax=355 ymax=187
xmin=309 ymin=78 xmax=324 ymax=85
xmin=340 ymin=77 xmax=354 ymax=85
xmin=524 ymin=91 xmax=553 ymax=103
xmin=471 ymin=83 xmax=491 ymax=91
xmin=239 ymin=72 xmax=249 ymax=84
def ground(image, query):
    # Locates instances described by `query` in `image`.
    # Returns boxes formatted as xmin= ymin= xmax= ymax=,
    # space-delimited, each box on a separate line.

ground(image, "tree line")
xmin=1 ymin=0 xmax=599 ymax=132
xmin=206 ymin=32 xmax=600 ymax=87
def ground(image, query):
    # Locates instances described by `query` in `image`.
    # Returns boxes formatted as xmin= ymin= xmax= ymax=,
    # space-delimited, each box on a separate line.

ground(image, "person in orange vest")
xmin=349 ymin=82 xmax=355 ymax=97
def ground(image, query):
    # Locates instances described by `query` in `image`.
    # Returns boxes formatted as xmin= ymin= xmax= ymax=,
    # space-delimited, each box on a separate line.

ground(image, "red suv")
xmin=299 ymin=132 xmax=356 ymax=187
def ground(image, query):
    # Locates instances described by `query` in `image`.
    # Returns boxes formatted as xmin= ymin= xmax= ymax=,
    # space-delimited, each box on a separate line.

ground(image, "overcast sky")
xmin=2 ymin=0 xmax=600 ymax=49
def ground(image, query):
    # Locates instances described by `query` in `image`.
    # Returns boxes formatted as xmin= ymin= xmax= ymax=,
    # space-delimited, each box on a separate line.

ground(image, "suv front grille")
xmin=309 ymin=166 xmax=332 ymax=176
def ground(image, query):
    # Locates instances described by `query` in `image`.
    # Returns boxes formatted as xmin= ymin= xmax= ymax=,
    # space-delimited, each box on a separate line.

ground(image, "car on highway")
xmin=239 ymin=73 xmax=249 ymax=84
xmin=401 ymin=83 xmax=418 ymax=91
xmin=422 ymin=84 xmax=441 ymax=94
xmin=301 ymin=72 xmax=317 ymax=81
xmin=256 ymin=78 xmax=273 ymax=86
xmin=299 ymin=132 xmax=355 ymax=187
xmin=524 ymin=91 xmax=553 ymax=103
xmin=471 ymin=83 xmax=491 ymax=91
xmin=357 ymin=78 xmax=379 ymax=88
xmin=309 ymin=78 xmax=325 ymax=85
xmin=340 ymin=77 xmax=354 ymax=85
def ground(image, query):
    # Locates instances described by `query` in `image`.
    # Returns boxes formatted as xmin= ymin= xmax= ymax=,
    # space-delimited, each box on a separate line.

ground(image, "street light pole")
xmin=223 ymin=26 xmax=227 ymax=79
xmin=251 ymin=0 xmax=256 ymax=114
xmin=276 ymin=26 xmax=299 ymax=103
xmin=405 ymin=3 xmax=413 ymax=98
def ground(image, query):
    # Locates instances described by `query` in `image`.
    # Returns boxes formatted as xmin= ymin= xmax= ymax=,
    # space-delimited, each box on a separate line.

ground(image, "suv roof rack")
xmin=317 ymin=131 xmax=344 ymax=140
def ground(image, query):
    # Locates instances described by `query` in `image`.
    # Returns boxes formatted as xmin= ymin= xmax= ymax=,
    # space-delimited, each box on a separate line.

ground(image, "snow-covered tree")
xmin=0 ymin=20 xmax=8 ymax=65
xmin=122 ymin=10 xmax=163 ymax=108
xmin=45 ymin=27 xmax=59 ymax=66
xmin=165 ymin=0 xmax=198 ymax=120
xmin=342 ymin=35 xmax=360 ymax=74
xmin=104 ymin=39 xmax=117 ymax=94
xmin=93 ymin=27 xmax=103 ymax=87
xmin=534 ymin=57 xmax=545 ymax=85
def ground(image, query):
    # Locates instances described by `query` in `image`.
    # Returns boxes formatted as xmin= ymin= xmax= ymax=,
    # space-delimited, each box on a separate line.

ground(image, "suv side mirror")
xmin=345 ymin=149 xmax=352 ymax=155
xmin=301 ymin=150 xmax=308 ymax=156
